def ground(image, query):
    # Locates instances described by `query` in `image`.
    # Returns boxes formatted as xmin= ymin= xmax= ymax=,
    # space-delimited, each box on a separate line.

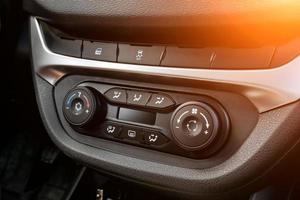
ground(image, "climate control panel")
xmin=61 ymin=83 xmax=230 ymax=159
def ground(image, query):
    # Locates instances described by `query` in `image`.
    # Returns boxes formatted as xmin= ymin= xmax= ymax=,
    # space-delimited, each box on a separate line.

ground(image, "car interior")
xmin=1 ymin=0 xmax=300 ymax=199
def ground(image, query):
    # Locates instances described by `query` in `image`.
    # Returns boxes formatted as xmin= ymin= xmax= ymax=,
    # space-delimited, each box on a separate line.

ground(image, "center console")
xmin=30 ymin=16 xmax=300 ymax=198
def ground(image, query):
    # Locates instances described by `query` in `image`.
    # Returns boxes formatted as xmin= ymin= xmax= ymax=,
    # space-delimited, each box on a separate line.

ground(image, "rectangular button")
xmin=118 ymin=44 xmax=165 ymax=65
xmin=161 ymin=47 xmax=213 ymax=68
xmin=100 ymin=121 xmax=122 ymax=138
xmin=82 ymin=41 xmax=117 ymax=62
xmin=270 ymin=39 xmax=300 ymax=67
xmin=127 ymin=90 xmax=151 ymax=106
xmin=211 ymin=46 xmax=275 ymax=69
xmin=120 ymin=126 xmax=144 ymax=142
xmin=104 ymin=88 xmax=127 ymax=104
xmin=146 ymin=94 xmax=175 ymax=109
xmin=143 ymin=131 xmax=169 ymax=146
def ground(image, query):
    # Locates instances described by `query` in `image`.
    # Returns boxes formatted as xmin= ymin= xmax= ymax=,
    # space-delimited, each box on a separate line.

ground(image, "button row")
xmin=81 ymin=42 xmax=275 ymax=69
xmin=104 ymin=88 xmax=175 ymax=109
xmin=47 ymin=32 xmax=277 ymax=69
xmin=100 ymin=121 xmax=169 ymax=146
xmin=82 ymin=42 xmax=164 ymax=66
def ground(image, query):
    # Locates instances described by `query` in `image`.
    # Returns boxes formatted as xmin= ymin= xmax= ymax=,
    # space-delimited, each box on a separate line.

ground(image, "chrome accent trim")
xmin=31 ymin=17 xmax=300 ymax=113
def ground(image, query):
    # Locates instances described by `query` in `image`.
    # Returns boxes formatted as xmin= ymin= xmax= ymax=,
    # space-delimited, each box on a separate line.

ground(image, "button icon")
xmin=192 ymin=108 xmax=198 ymax=114
xmin=113 ymin=91 xmax=122 ymax=99
xmin=155 ymin=97 xmax=165 ymax=105
xmin=186 ymin=120 xmax=199 ymax=132
xmin=106 ymin=125 xmax=116 ymax=134
xmin=148 ymin=134 xmax=158 ymax=143
xmin=136 ymin=50 xmax=144 ymax=61
xmin=75 ymin=102 xmax=83 ymax=112
xmin=128 ymin=130 xmax=137 ymax=138
xmin=144 ymin=132 xmax=169 ymax=145
xmin=133 ymin=94 xmax=142 ymax=102
xmin=94 ymin=47 xmax=103 ymax=56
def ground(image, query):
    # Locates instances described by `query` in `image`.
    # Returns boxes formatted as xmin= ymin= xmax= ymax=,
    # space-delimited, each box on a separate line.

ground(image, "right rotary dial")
xmin=171 ymin=101 xmax=220 ymax=151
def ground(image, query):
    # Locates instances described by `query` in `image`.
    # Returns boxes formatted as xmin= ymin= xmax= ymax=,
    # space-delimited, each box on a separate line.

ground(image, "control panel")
xmin=61 ymin=83 xmax=230 ymax=159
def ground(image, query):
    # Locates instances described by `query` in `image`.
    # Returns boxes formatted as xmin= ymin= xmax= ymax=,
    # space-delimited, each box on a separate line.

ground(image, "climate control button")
xmin=127 ymin=90 xmax=151 ymax=106
xmin=143 ymin=131 xmax=169 ymax=146
xmin=104 ymin=88 xmax=127 ymax=104
xmin=63 ymin=87 xmax=97 ymax=126
xmin=100 ymin=121 xmax=122 ymax=138
xmin=171 ymin=102 xmax=219 ymax=151
xmin=146 ymin=93 xmax=175 ymax=109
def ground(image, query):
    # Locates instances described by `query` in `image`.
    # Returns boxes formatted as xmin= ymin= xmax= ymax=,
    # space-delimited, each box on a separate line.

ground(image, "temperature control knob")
xmin=63 ymin=87 xmax=98 ymax=126
xmin=170 ymin=101 xmax=219 ymax=151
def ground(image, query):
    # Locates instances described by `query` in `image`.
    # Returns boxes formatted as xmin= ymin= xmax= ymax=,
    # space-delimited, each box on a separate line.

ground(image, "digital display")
xmin=118 ymin=108 xmax=156 ymax=125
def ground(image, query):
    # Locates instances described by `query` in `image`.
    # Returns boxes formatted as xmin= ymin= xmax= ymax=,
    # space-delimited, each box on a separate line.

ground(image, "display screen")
xmin=118 ymin=108 xmax=156 ymax=125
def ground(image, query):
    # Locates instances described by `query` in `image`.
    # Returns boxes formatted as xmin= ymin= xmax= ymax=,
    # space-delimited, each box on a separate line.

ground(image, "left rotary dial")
xmin=63 ymin=87 xmax=98 ymax=126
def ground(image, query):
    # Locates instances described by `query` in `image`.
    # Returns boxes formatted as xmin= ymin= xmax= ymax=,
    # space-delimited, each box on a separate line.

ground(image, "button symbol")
xmin=94 ymin=47 xmax=103 ymax=56
xmin=75 ymin=102 xmax=83 ymax=112
xmin=148 ymin=134 xmax=158 ymax=143
xmin=136 ymin=50 xmax=144 ymax=61
xmin=133 ymin=94 xmax=142 ymax=102
xmin=177 ymin=111 xmax=189 ymax=124
xmin=200 ymin=112 xmax=210 ymax=129
xmin=192 ymin=108 xmax=198 ymax=115
xmin=186 ymin=120 xmax=198 ymax=132
xmin=128 ymin=130 xmax=136 ymax=138
xmin=155 ymin=97 xmax=165 ymax=105
xmin=106 ymin=125 xmax=116 ymax=134
xmin=112 ymin=91 xmax=122 ymax=99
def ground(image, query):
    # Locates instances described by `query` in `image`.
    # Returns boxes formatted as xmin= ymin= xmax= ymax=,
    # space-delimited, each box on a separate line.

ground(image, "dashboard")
xmin=17 ymin=0 xmax=300 ymax=199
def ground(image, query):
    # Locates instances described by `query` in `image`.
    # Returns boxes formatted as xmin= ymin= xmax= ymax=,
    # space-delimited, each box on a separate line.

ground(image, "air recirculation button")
xmin=171 ymin=102 xmax=219 ymax=151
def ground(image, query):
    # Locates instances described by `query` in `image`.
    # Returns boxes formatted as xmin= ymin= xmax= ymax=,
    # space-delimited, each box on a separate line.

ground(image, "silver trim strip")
xmin=31 ymin=17 xmax=300 ymax=113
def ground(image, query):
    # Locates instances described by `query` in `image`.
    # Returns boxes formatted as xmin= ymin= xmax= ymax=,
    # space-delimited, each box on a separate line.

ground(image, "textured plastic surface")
xmin=24 ymin=0 xmax=300 ymax=28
